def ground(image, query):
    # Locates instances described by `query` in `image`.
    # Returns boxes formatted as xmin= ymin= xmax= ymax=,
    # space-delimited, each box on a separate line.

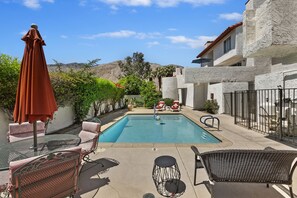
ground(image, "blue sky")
xmin=0 ymin=0 xmax=245 ymax=67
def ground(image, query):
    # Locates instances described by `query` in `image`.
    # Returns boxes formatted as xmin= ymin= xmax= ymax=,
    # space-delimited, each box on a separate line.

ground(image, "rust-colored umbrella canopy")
xmin=13 ymin=25 xmax=57 ymax=149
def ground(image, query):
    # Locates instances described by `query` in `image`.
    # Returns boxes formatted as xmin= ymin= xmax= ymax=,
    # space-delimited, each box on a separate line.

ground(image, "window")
xmin=224 ymin=36 xmax=231 ymax=53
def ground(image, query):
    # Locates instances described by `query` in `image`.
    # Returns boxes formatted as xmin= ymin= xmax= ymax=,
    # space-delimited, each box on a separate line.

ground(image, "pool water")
xmin=100 ymin=114 xmax=220 ymax=144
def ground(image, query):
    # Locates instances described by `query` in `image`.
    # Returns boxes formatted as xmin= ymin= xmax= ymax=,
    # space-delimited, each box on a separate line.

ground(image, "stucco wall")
xmin=194 ymin=83 xmax=207 ymax=110
xmin=208 ymin=82 xmax=249 ymax=114
xmin=162 ymin=77 xmax=178 ymax=100
xmin=0 ymin=106 xmax=76 ymax=143
xmin=0 ymin=100 xmax=122 ymax=139
xmin=255 ymin=69 xmax=297 ymax=90
xmin=208 ymin=83 xmax=223 ymax=114
xmin=222 ymin=82 xmax=249 ymax=93
xmin=212 ymin=27 xmax=244 ymax=66
xmin=0 ymin=110 xmax=10 ymax=145
xmin=244 ymin=0 xmax=297 ymax=57
xmin=271 ymin=63 xmax=297 ymax=73
xmin=176 ymin=74 xmax=187 ymax=89
xmin=213 ymin=30 xmax=236 ymax=61
xmin=272 ymin=55 xmax=297 ymax=66
xmin=236 ymin=27 xmax=243 ymax=55
xmin=184 ymin=66 xmax=256 ymax=83
xmin=46 ymin=106 xmax=75 ymax=133
xmin=184 ymin=84 xmax=195 ymax=108
xmin=255 ymin=72 xmax=283 ymax=90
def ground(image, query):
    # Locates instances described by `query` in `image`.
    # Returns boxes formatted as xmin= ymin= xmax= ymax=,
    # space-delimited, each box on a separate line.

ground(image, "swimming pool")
xmin=100 ymin=114 xmax=221 ymax=144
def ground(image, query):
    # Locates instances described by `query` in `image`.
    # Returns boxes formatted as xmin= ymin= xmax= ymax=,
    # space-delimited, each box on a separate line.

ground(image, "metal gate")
xmin=226 ymin=88 xmax=297 ymax=144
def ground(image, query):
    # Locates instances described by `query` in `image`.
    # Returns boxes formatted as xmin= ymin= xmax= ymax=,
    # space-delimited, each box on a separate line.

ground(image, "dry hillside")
xmin=48 ymin=61 xmax=181 ymax=83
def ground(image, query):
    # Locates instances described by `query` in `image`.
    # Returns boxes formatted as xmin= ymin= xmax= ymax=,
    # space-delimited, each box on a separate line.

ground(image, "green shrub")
xmin=118 ymin=75 xmax=142 ymax=95
xmin=162 ymin=98 xmax=174 ymax=106
xmin=140 ymin=81 xmax=161 ymax=108
xmin=0 ymin=54 xmax=20 ymax=119
xmin=134 ymin=97 xmax=144 ymax=107
xmin=204 ymin=99 xmax=219 ymax=114
xmin=51 ymin=69 xmax=99 ymax=122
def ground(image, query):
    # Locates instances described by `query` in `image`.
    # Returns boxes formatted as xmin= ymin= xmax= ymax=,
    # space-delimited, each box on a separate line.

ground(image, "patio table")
xmin=0 ymin=134 xmax=81 ymax=171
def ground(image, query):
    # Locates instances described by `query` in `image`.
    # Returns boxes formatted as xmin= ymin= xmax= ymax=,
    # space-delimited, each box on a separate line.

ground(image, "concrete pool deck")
xmin=75 ymin=107 xmax=297 ymax=198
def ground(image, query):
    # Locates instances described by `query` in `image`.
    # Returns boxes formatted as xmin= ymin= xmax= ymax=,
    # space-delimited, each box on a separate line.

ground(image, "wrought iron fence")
xmin=225 ymin=88 xmax=297 ymax=144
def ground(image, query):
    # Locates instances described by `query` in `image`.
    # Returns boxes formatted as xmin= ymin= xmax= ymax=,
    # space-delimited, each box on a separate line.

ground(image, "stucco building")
xmin=162 ymin=0 xmax=297 ymax=114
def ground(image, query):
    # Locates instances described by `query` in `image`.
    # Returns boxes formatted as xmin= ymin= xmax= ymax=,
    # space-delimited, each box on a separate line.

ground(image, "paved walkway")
xmin=75 ymin=107 xmax=297 ymax=198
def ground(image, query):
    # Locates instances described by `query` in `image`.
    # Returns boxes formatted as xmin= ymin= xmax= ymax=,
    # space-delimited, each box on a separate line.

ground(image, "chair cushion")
xmin=79 ymin=131 xmax=98 ymax=154
xmin=9 ymin=131 xmax=45 ymax=142
xmin=9 ymin=122 xmax=45 ymax=135
xmin=82 ymin=122 xmax=100 ymax=133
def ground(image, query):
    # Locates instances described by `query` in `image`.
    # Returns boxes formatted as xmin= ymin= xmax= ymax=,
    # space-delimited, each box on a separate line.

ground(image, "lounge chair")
xmin=8 ymin=147 xmax=82 ymax=198
xmin=191 ymin=146 xmax=297 ymax=198
xmin=155 ymin=101 xmax=166 ymax=111
xmin=170 ymin=100 xmax=180 ymax=112
xmin=78 ymin=121 xmax=103 ymax=166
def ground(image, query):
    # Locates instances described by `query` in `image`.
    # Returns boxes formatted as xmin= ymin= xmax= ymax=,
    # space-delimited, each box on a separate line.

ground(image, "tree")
xmin=110 ymin=83 xmax=125 ymax=111
xmin=0 ymin=54 xmax=20 ymax=120
xmin=50 ymin=59 xmax=102 ymax=122
xmin=118 ymin=75 xmax=143 ymax=95
xmin=92 ymin=78 xmax=115 ymax=117
xmin=118 ymin=52 xmax=151 ymax=79
xmin=140 ymin=81 xmax=161 ymax=108
xmin=151 ymin=65 xmax=176 ymax=90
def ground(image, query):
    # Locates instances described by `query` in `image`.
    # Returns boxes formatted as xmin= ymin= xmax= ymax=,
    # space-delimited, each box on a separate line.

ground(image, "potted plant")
xmin=127 ymin=97 xmax=135 ymax=111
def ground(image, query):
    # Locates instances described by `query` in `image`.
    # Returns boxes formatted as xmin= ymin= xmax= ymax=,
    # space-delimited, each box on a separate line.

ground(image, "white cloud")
xmin=100 ymin=0 xmax=151 ymax=7
xmin=99 ymin=0 xmax=224 ymax=8
xmin=147 ymin=41 xmax=160 ymax=47
xmin=42 ymin=0 xmax=54 ymax=3
xmin=135 ymin=32 xmax=162 ymax=39
xmin=81 ymin=30 xmax=136 ymax=39
xmin=60 ymin=35 xmax=68 ymax=39
xmin=81 ymin=30 xmax=162 ymax=39
xmin=110 ymin=5 xmax=119 ymax=10
xmin=160 ymin=0 xmax=225 ymax=7
xmin=167 ymin=35 xmax=217 ymax=49
xmin=168 ymin=28 xmax=177 ymax=31
xmin=23 ymin=0 xmax=40 ymax=9
xmin=219 ymin=12 xmax=242 ymax=21
xmin=79 ymin=0 xmax=87 ymax=6
xmin=22 ymin=0 xmax=54 ymax=9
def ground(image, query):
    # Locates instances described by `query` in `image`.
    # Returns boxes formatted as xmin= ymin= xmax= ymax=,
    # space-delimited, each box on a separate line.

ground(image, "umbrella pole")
xmin=33 ymin=121 xmax=37 ymax=152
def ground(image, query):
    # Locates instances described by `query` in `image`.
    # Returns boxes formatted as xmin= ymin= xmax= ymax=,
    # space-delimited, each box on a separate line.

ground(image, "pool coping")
xmin=99 ymin=109 xmax=233 ymax=148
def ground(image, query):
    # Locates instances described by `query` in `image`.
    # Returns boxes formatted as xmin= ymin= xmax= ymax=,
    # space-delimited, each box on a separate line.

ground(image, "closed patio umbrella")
xmin=13 ymin=24 xmax=57 ymax=151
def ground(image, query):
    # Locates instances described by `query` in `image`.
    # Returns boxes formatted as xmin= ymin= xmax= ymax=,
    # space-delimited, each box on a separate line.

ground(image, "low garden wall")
xmin=0 ymin=100 xmax=124 ymax=145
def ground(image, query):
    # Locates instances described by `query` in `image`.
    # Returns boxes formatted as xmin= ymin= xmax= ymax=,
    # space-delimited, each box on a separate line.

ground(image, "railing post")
xmin=234 ymin=91 xmax=237 ymax=124
xmin=247 ymin=90 xmax=251 ymax=129
xmin=241 ymin=92 xmax=245 ymax=124
xmin=231 ymin=92 xmax=233 ymax=117
xmin=279 ymin=88 xmax=283 ymax=140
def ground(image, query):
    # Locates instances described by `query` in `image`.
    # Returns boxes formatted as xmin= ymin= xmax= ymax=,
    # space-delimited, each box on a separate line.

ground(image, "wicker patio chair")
xmin=78 ymin=121 xmax=103 ymax=166
xmin=8 ymin=147 xmax=82 ymax=198
xmin=191 ymin=146 xmax=297 ymax=198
